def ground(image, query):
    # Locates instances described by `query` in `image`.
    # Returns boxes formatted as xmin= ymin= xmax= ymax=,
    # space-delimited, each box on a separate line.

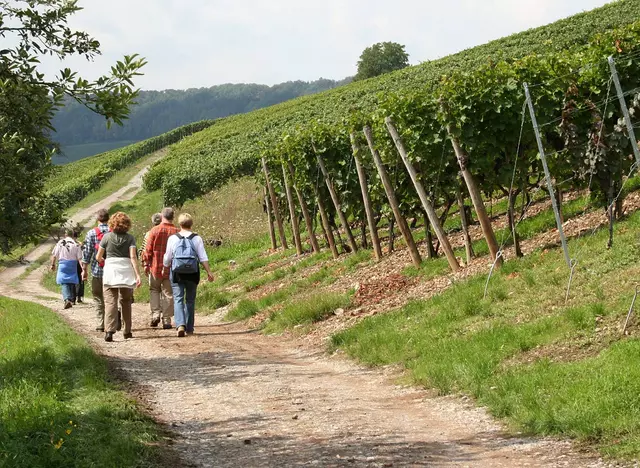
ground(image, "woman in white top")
xmin=163 ymin=213 xmax=214 ymax=337
xmin=96 ymin=212 xmax=141 ymax=342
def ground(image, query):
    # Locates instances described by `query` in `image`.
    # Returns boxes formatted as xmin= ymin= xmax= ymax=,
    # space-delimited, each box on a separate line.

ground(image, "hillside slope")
xmin=52 ymin=78 xmax=351 ymax=147
xmin=144 ymin=0 xmax=640 ymax=206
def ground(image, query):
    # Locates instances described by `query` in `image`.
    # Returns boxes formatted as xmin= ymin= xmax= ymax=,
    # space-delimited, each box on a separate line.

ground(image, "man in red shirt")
xmin=144 ymin=207 xmax=179 ymax=328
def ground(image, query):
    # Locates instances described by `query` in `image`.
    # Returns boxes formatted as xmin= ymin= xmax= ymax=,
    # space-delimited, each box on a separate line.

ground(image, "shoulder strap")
xmin=176 ymin=233 xmax=184 ymax=240
xmin=187 ymin=233 xmax=197 ymax=240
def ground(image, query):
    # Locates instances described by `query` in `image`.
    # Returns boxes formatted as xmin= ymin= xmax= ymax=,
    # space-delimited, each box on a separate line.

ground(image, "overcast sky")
xmin=37 ymin=0 xmax=611 ymax=91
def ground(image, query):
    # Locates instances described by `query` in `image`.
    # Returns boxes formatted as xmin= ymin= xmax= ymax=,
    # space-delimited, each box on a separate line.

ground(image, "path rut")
xmin=0 ymin=165 xmax=610 ymax=467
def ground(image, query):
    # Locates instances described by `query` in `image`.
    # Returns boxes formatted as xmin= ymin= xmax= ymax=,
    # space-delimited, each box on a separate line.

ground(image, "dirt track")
xmin=0 ymin=165 xmax=610 ymax=467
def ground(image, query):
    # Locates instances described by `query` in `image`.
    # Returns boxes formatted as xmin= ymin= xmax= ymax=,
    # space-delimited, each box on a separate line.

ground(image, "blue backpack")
xmin=171 ymin=233 xmax=199 ymax=274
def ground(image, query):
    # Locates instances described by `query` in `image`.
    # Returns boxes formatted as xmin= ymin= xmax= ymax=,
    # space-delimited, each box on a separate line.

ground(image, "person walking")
xmin=81 ymin=209 xmax=110 ymax=331
xmin=51 ymin=229 xmax=83 ymax=309
xmin=163 ymin=213 xmax=214 ymax=337
xmin=96 ymin=212 xmax=141 ymax=342
xmin=72 ymin=230 xmax=85 ymax=304
xmin=144 ymin=207 xmax=179 ymax=329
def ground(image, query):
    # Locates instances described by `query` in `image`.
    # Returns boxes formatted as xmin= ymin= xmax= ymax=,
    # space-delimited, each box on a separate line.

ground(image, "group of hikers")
xmin=50 ymin=207 xmax=215 ymax=341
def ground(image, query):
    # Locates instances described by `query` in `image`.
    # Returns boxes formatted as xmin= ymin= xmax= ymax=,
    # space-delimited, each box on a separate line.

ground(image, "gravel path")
xmin=0 ymin=166 xmax=611 ymax=467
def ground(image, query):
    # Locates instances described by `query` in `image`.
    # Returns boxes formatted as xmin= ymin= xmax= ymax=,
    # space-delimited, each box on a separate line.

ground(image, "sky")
xmin=35 ymin=0 xmax=612 ymax=91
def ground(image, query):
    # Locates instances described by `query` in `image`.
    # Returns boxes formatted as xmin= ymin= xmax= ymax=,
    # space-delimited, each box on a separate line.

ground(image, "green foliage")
xmin=331 ymin=210 xmax=640 ymax=458
xmin=354 ymin=42 xmax=409 ymax=81
xmin=43 ymin=120 xmax=215 ymax=220
xmin=0 ymin=0 xmax=145 ymax=253
xmin=0 ymin=297 xmax=163 ymax=467
xmin=144 ymin=0 xmax=640 ymax=215
xmin=52 ymin=79 xmax=352 ymax=147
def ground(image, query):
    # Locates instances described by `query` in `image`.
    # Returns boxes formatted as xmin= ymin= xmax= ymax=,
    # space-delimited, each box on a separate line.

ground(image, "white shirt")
xmin=52 ymin=237 xmax=82 ymax=261
xmin=163 ymin=230 xmax=208 ymax=267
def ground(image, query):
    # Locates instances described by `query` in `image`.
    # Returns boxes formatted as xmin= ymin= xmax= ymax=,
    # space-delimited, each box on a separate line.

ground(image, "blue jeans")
xmin=171 ymin=281 xmax=197 ymax=332
xmin=61 ymin=283 xmax=75 ymax=302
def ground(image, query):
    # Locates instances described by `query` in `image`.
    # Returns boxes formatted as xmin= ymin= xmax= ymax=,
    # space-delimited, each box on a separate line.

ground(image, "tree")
xmin=0 ymin=0 xmax=146 ymax=253
xmin=354 ymin=42 xmax=409 ymax=81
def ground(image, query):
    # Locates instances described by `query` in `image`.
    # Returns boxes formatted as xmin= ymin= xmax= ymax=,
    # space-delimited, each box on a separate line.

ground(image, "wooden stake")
xmin=314 ymin=185 xmax=339 ymax=259
xmin=264 ymin=186 xmax=277 ymax=250
xmin=363 ymin=125 xmax=422 ymax=268
xmin=281 ymin=162 xmax=304 ymax=255
xmin=385 ymin=117 xmax=459 ymax=272
xmin=350 ymin=132 xmax=382 ymax=261
xmin=313 ymin=146 xmax=359 ymax=254
xmin=455 ymin=183 xmax=474 ymax=264
xmin=262 ymin=157 xmax=288 ymax=250
xmin=287 ymin=162 xmax=320 ymax=254
xmin=447 ymin=129 xmax=502 ymax=266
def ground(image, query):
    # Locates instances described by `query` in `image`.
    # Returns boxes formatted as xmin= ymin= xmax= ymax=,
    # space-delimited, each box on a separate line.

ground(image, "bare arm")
xmin=50 ymin=255 xmax=56 ymax=271
xmin=130 ymin=246 xmax=141 ymax=287
xmin=201 ymin=261 xmax=214 ymax=282
xmin=96 ymin=246 xmax=106 ymax=263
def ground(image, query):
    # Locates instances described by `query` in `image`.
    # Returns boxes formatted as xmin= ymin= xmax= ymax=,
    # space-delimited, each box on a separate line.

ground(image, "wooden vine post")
xmin=263 ymin=186 xmax=277 ymax=250
xmin=261 ymin=157 xmax=288 ymax=250
xmin=444 ymin=125 xmax=502 ymax=266
xmin=281 ymin=162 xmax=304 ymax=255
xmin=349 ymin=132 xmax=383 ymax=261
xmin=314 ymin=185 xmax=340 ymax=259
xmin=455 ymin=183 xmax=474 ymax=264
xmin=313 ymin=144 xmax=359 ymax=254
xmin=287 ymin=162 xmax=320 ymax=254
xmin=363 ymin=125 xmax=422 ymax=268
xmin=385 ymin=117 xmax=460 ymax=272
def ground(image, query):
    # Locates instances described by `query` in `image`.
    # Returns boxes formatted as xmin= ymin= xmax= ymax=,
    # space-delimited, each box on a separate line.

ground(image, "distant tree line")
xmin=52 ymin=78 xmax=352 ymax=146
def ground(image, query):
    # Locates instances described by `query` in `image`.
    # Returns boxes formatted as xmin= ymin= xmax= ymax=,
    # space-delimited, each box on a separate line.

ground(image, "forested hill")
xmin=52 ymin=77 xmax=351 ymax=146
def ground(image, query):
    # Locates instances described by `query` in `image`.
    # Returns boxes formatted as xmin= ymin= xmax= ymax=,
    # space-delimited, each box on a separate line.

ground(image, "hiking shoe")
xmin=177 ymin=326 xmax=186 ymax=338
xmin=77 ymin=298 xmax=83 ymax=304
xmin=96 ymin=327 xmax=104 ymax=332
xmin=163 ymin=323 xmax=173 ymax=330
xmin=150 ymin=318 xmax=160 ymax=328
xmin=63 ymin=300 xmax=73 ymax=309
xmin=123 ymin=332 xmax=133 ymax=339
xmin=104 ymin=332 xmax=114 ymax=342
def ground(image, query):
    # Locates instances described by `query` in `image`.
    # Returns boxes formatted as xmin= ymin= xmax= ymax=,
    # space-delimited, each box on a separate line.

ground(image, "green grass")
xmin=264 ymin=292 xmax=351 ymax=334
xmin=0 ymin=297 xmax=164 ymax=467
xmin=332 ymin=210 xmax=640 ymax=459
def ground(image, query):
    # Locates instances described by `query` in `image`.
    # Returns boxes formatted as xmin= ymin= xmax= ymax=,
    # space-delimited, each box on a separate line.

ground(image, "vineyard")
xmin=143 ymin=1 xmax=640 ymax=281
xmin=42 ymin=120 xmax=216 ymax=220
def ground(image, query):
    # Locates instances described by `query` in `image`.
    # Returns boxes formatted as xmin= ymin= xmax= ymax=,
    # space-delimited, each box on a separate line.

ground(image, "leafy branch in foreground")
xmin=0 ymin=0 xmax=146 ymax=253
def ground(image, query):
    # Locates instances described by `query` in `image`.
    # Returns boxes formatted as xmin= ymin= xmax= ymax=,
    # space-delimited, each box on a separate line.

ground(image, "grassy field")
xmin=0 ymin=297 xmax=164 ymax=467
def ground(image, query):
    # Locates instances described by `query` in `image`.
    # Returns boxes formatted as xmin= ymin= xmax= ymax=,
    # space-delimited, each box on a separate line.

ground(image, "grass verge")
xmin=332 ymin=210 xmax=640 ymax=459
xmin=0 ymin=297 xmax=164 ymax=467
xmin=264 ymin=292 xmax=351 ymax=334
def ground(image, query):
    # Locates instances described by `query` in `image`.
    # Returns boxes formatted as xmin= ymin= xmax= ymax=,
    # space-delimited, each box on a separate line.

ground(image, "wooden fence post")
xmin=313 ymin=147 xmax=359 ymax=254
xmin=264 ymin=186 xmax=277 ymax=250
xmin=363 ymin=125 xmax=422 ymax=268
xmin=281 ymin=162 xmax=304 ymax=255
xmin=350 ymin=133 xmax=383 ymax=261
xmin=314 ymin=185 xmax=339 ymax=259
xmin=385 ymin=117 xmax=459 ymax=272
xmin=262 ymin=157 xmax=288 ymax=250
xmin=455 ymin=183 xmax=474 ymax=264
xmin=287 ymin=162 xmax=320 ymax=254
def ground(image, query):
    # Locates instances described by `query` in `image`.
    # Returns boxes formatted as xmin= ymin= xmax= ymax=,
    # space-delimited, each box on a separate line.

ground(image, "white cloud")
xmin=32 ymin=0 xmax=611 ymax=90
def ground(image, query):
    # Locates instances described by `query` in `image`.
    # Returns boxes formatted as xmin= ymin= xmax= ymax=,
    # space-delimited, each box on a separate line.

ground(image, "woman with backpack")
xmin=96 ymin=212 xmax=142 ymax=342
xmin=162 ymin=213 xmax=214 ymax=337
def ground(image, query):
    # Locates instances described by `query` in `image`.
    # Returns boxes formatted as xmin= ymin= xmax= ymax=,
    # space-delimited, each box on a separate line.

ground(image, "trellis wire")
xmin=622 ymin=286 xmax=639 ymax=336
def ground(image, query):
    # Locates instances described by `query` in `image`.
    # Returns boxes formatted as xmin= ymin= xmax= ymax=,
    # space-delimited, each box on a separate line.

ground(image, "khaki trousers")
xmin=104 ymin=287 xmax=133 ymax=334
xmin=149 ymin=274 xmax=174 ymax=324
xmin=91 ymin=276 xmax=105 ymax=329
